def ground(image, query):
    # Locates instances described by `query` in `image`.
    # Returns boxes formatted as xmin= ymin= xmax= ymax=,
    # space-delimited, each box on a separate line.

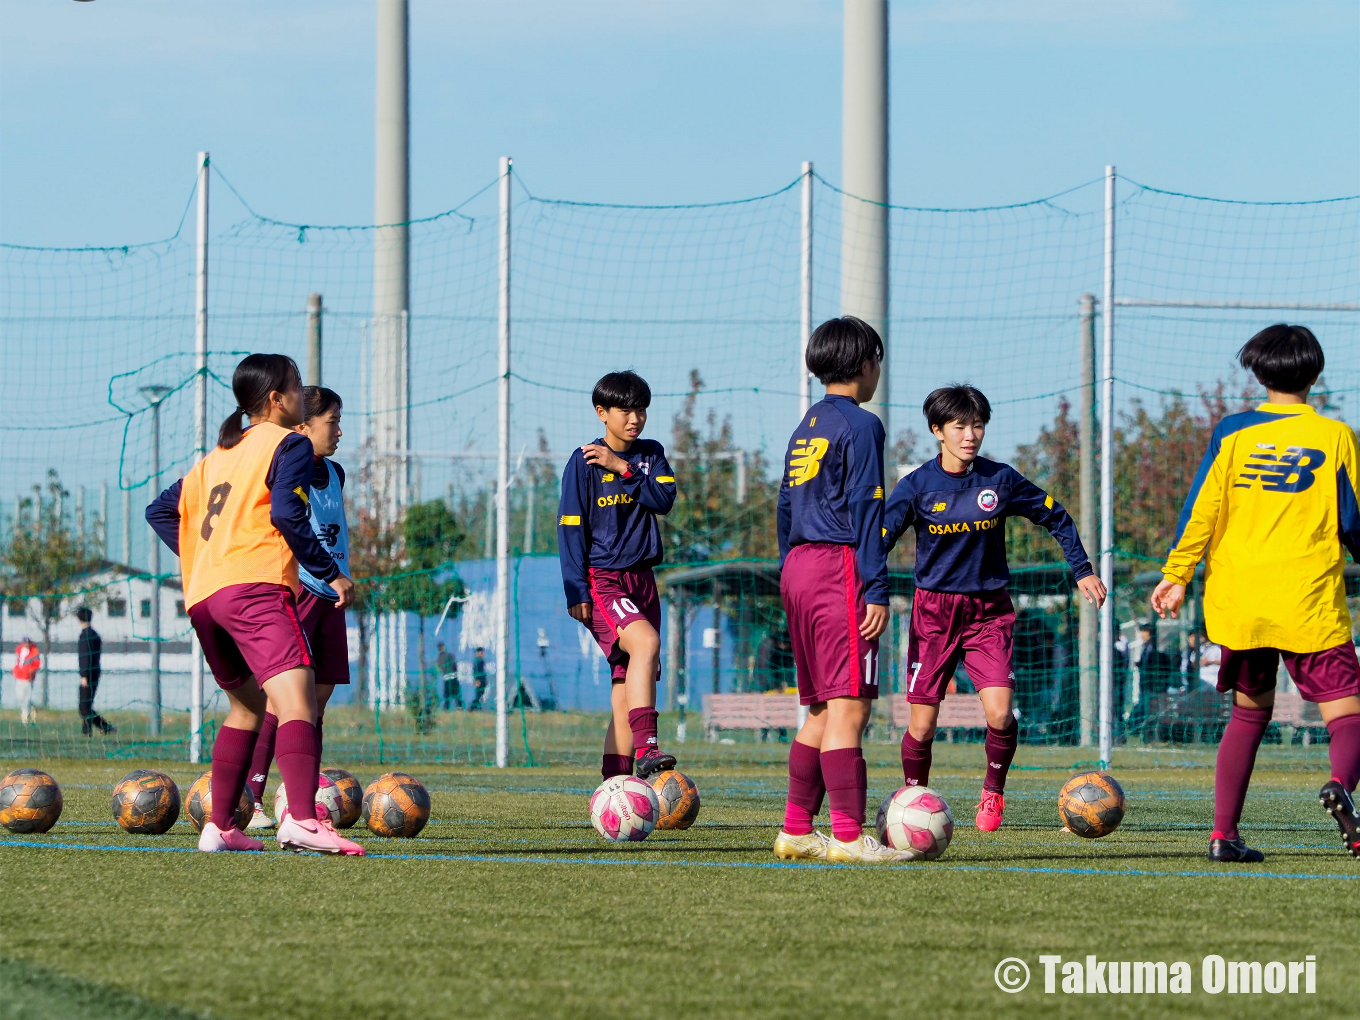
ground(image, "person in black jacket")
xmin=76 ymin=607 xmax=114 ymax=736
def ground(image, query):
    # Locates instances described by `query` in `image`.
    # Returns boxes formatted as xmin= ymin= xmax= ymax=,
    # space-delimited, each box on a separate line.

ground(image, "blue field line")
xmin=4 ymin=838 xmax=1360 ymax=880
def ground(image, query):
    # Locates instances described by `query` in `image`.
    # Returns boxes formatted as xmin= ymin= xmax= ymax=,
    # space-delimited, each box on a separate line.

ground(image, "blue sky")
xmin=2 ymin=0 xmax=1357 ymax=245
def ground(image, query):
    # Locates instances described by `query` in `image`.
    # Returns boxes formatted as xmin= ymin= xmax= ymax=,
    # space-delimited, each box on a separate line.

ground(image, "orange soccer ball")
xmin=0 ymin=769 xmax=63 ymax=833
xmin=362 ymin=772 xmax=431 ymax=838
xmin=1058 ymin=770 xmax=1126 ymax=838
xmin=185 ymin=771 xmax=253 ymax=833
xmin=649 ymin=770 xmax=701 ymax=830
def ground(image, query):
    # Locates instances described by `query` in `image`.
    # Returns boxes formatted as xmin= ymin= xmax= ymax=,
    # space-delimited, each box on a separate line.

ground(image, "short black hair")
xmin=804 ymin=316 xmax=883 ymax=385
xmin=303 ymin=385 xmax=343 ymax=422
xmin=592 ymin=371 xmax=651 ymax=411
xmin=76 ymin=606 xmax=93 ymax=623
xmin=923 ymin=384 xmax=992 ymax=431
xmin=1237 ymin=323 xmax=1324 ymax=393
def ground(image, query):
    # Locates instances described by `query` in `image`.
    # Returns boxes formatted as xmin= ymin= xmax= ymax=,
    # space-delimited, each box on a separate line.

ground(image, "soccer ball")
xmin=1058 ymin=771 xmax=1126 ymax=838
xmin=111 ymin=769 xmax=180 ymax=834
xmin=589 ymin=776 xmax=660 ymax=842
xmin=0 ymin=768 xmax=63 ymax=834
xmin=321 ymin=767 xmax=364 ymax=828
xmin=185 ymin=771 xmax=253 ymax=833
xmin=875 ymin=785 xmax=954 ymax=860
xmin=362 ymin=773 xmax=431 ymax=837
xmin=649 ymin=770 xmax=700 ymax=830
xmin=274 ymin=772 xmax=344 ymax=826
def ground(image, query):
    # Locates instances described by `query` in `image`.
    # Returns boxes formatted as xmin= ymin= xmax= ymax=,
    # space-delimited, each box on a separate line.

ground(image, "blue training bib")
xmin=298 ymin=459 xmax=350 ymax=600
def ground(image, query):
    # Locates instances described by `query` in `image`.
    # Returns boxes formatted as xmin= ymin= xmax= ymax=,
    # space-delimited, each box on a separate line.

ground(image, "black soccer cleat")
xmin=1208 ymin=836 xmax=1265 ymax=863
xmin=1318 ymin=780 xmax=1360 ymax=859
xmin=633 ymin=747 xmax=677 ymax=780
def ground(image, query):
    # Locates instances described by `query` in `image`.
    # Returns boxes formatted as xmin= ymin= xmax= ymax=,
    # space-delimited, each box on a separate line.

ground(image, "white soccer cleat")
xmin=277 ymin=811 xmax=365 ymax=856
xmin=772 ymin=829 xmax=832 ymax=861
xmin=247 ymin=802 xmax=276 ymax=830
xmin=198 ymin=822 xmax=265 ymax=853
xmin=825 ymin=831 xmax=912 ymax=864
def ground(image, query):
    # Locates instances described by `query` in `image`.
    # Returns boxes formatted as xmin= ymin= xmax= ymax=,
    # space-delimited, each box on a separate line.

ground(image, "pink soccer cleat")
xmin=277 ymin=811 xmax=365 ymax=856
xmin=975 ymin=790 xmax=1005 ymax=832
xmin=198 ymin=822 xmax=265 ymax=852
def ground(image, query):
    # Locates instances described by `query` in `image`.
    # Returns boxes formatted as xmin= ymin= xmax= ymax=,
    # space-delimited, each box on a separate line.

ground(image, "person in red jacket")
xmin=13 ymin=637 xmax=40 ymax=724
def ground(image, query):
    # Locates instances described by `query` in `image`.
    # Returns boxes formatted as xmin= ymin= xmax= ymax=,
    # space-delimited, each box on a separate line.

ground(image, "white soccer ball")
xmin=876 ymin=785 xmax=954 ymax=860
xmin=589 ymin=776 xmax=660 ymax=842
xmin=273 ymin=772 xmax=343 ymax=826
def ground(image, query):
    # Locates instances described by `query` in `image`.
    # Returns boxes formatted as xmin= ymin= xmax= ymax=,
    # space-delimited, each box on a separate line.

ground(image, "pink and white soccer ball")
xmin=273 ymin=772 xmax=344 ymax=825
xmin=589 ymin=776 xmax=660 ymax=842
xmin=876 ymin=785 xmax=954 ymax=860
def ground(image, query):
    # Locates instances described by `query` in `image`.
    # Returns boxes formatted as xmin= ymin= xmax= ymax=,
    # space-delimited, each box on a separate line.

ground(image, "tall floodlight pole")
xmin=141 ymin=384 xmax=172 ymax=738
xmin=841 ymin=0 xmax=890 ymax=435
xmin=374 ymin=0 xmax=410 ymax=518
xmin=495 ymin=157 xmax=512 ymax=768
xmin=799 ymin=161 xmax=814 ymax=419
xmin=190 ymin=151 xmax=209 ymax=762
xmin=1098 ymin=167 xmax=1117 ymax=767
xmin=1078 ymin=293 xmax=1097 ymax=748
xmin=306 ymin=293 xmax=323 ymax=386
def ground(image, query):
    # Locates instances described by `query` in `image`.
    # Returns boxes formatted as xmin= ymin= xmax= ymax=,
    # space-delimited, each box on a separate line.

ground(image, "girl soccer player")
xmin=883 ymin=384 xmax=1106 ymax=832
xmin=146 ymin=356 xmax=362 ymax=855
xmin=245 ymin=386 xmax=351 ymax=828
xmin=558 ymin=371 xmax=679 ymax=782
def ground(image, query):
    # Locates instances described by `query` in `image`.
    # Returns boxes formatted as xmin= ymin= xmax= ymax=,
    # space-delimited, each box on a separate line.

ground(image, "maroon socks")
xmin=783 ymin=740 xmax=825 ymax=836
xmin=1326 ymin=712 xmax=1360 ymax=791
xmin=601 ymin=753 xmax=634 ymax=779
xmin=901 ymin=731 xmax=934 ymax=788
xmin=821 ymin=747 xmax=867 ymax=842
xmin=983 ymin=718 xmax=1019 ymax=794
xmin=245 ymin=711 xmax=278 ymax=804
xmin=1212 ymin=703 xmax=1272 ymax=840
xmin=275 ymin=719 xmax=320 ymax=823
xmin=210 ymin=725 xmax=258 ymax=831
xmin=627 ymin=707 xmax=659 ymax=755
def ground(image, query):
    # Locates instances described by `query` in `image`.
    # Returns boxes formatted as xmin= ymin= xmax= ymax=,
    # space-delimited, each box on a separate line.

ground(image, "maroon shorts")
xmin=587 ymin=567 xmax=661 ymax=683
xmin=906 ymin=588 xmax=1015 ymax=705
xmin=1217 ymin=642 xmax=1360 ymax=703
xmin=296 ymin=588 xmax=351 ymax=685
xmin=189 ymin=582 xmax=313 ymax=692
xmin=781 ymin=543 xmax=880 ymax=706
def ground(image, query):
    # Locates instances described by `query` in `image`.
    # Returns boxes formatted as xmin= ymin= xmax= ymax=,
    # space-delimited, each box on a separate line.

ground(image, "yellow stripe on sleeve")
xmin=873 ymin=486 xmax=884 ymax=499
xmin=1043 ymin=494 xmax=1054 ymax=510
xmin=558 ymin=515 xmax=581 ymax=526
xmin=655 ymin=476 xmax=675 ymax=484
xmin=293 ymin=486 xmax=310 ymax=506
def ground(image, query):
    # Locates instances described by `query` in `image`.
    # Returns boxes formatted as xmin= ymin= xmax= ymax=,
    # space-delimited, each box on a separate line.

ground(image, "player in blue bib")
xmin=246 ymin=386 xmax=352 ymax=828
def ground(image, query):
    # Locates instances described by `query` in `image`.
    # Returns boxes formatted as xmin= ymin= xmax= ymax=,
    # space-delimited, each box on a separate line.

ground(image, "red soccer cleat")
xmin=975 ymin=790 xmax=1005 ymax=832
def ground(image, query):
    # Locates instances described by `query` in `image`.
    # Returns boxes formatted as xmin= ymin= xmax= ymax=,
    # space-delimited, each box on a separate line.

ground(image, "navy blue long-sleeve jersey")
xmin=776 ymin=394 xmax=888 ymax=605
xmin=557 ymin=438 xmax=677 ymax=606
xmin=884 ymin=455 xmax=1093 ymax=594
xmin=145 ymin=430 xmax=340 ymax=584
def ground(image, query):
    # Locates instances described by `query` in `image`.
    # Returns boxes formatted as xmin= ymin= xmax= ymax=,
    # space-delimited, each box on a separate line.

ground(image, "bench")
xmin=1272 ymin=689 xmax=1326 ymax=745
xmin=888 ymin=694 xmax=990 ymax=741
xmin=704 ymin=692 xmax=799 ymax=741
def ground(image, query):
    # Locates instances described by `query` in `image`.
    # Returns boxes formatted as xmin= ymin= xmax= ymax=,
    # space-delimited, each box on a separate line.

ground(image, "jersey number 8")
xmin=200 ymin=483 xmax=232 ymax=540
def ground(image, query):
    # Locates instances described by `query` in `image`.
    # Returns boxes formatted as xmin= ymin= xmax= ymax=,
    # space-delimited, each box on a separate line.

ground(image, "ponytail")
xmin=218 ymin=353 xmax=302 ymax=450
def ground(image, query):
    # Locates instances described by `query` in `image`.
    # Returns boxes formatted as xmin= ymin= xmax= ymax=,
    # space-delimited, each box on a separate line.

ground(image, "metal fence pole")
xmin=190 ymin=150 xmax=209 ymax=763
xmin=799 ymin=160 xmax=813 ymax=419
xmin=1098 ymin=166 xmax=1117 ymax=767
xmin=1078 ymin=293 xmax=1097 ymax=747
xmin=495 ymin=156 xmax=512 ymax=768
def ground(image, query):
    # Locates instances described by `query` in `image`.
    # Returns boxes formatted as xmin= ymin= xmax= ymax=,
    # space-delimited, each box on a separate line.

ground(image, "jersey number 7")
xmin=200 ymin=483 xmax=232 ymax=540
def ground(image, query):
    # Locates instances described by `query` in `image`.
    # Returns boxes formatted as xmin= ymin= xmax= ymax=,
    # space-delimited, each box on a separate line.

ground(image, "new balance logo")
xmin=788 ymin=437 xmax=830 ymax=486
xmin=1235 ymin=445 xmax=1326 ymax=493
xmin=931 ymin=501 xmax=947 ymax=512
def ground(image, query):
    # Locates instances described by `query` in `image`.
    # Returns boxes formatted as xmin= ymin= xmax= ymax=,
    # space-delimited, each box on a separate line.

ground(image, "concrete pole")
xmin=1078 ymin=294 xmax=1097 ymax=747
xmin=191 ymin=150 xmax=209 ymax=763
xmin=841 ymin=0 xmax=890 ymax=434
xmin=1099 ymin=167 xmax=1117 ymax=767
xmin=495 ymin=157 xmax=512 ymax=768
xmin=799 ymin=161 xmax=813 ymax=419
xmin=99 ymin=481 xmax=108 ymax=555
xmin=306 ymin=293 xmax=323 ymax=387
xmin=665 ymin=598 xmax=680 ymax=712
xmin=122 ymin=486 xmax=131 ymax=565
xmin=373 ymin=0 xmax=410 ymax=517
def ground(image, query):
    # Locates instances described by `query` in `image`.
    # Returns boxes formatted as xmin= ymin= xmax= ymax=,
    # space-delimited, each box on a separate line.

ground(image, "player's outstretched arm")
xmin=882 ymin=474 xmax=919 ymax=552
xmin=145 ymin=478 xmax=184 ymax=556
xmin=557 ymin=452 xmax=593 ymax=612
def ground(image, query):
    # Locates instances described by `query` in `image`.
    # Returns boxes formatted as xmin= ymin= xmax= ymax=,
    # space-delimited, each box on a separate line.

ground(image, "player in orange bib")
xmin=146 ymin=354 xmax=361 ymax=855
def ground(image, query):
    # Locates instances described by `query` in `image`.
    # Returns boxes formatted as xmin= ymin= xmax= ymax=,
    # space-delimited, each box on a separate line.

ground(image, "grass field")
xmin=1 ymin=744 xmax=1356 ymax=1020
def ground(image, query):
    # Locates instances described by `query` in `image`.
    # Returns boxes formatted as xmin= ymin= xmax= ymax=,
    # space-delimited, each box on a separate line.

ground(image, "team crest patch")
xmin=977 ymin=489 xmax=999 ymax=513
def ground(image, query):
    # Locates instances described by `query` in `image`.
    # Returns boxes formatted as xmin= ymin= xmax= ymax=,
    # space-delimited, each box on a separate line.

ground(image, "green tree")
xmin=0 ymin=471 xmax=104 ymax=707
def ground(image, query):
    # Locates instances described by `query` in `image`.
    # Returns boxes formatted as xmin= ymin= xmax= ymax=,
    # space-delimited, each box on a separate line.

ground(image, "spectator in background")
xmin=12 ymin=636 xmax=39 ymax=725
xmin=471 ymin=647 xmax=489 ymax=710
xmin=1188 ymin=629 xmax=1222 ymax=688
xmin=435 ymin=641 xmax=461 ymax=710
xmin=754 ymin=631 xmax=795 ymax=692
xmin=1137 ymin=622 xmax=1177 ymax=693
xmin=76 ymin=607 xmax=115 ymax=736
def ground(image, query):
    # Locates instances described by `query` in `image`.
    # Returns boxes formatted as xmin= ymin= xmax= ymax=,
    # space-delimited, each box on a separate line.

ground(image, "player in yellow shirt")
xmin=1152 ymin=324 xmax=1360 ymax=863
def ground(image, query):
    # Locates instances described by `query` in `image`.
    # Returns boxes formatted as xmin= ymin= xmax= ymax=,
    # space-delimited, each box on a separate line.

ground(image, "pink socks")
xmin=601 ymin=753 xmax=634 ymax=780
xmin=1326 ymin=713 xmax=1360 ymax=790
xmin=783 ymin=740 xmax=825 ymax=835
xmin=821 ymin=747 xmax=867 ymax=842
xmin=627 ymin=707 xmax=659 ymax=755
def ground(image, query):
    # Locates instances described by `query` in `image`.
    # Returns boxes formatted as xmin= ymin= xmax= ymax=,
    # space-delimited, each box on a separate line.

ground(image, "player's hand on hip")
xmin=569 ymin=602 xmax=592 ymax=624
xmin=1150 ymin=579 xmax=1185 ymax=620
xmin=331 ymin=575 xmax=356 ymax=610
xmin=860 ymin=603 xmax=889 ymax=641
xmin=1077 ymin=574 xmax=1107 ymax=609
xmin=582 ymin=443 xmax=628 ymax=475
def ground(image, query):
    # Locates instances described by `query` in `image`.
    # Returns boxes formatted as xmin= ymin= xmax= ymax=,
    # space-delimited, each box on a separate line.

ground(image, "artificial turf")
xmin=0 ymin=746 xmax=1354 ymax=1020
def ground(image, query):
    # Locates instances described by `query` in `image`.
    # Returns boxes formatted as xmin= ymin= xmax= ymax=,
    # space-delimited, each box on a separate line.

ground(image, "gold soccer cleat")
xmin=772 ymin=829 xmax=832 ymax=861
xmin=825 ymin=832 xmax=911 ymax=864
